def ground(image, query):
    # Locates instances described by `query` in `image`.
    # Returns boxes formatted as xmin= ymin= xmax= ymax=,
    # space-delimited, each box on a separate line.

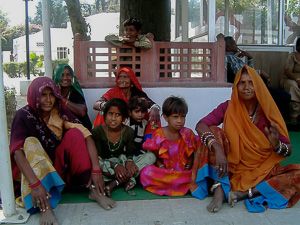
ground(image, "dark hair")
xmin=224 ymin=36 xmax=235 ymax=47
xmin=128 ymin=96 xmax=148 ymax=112
xmin=123 ymin=17 xmax=142 ymax=31
xmin=103 ymin=98 xmax=129 ymax=119
xmin=162 ymin=96 xmax=188 ymax=117
xmin=63 ymin=65 xmax=74 ymax=77
xmin=296 ymin=37 xmax=300 ymax=52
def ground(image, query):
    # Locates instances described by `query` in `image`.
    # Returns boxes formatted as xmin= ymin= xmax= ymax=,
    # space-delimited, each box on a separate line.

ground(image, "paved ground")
xmin=9 ymin=197 xmax=300 ymax=225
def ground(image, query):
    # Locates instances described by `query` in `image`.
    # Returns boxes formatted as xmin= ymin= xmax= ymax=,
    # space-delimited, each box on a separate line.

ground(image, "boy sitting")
xmin=105 ymin=17 xmax=152 ymax=49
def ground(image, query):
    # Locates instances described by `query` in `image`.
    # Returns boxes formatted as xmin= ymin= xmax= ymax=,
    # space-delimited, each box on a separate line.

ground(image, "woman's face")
xmin=60 ymin=68 xmax=72 ymax=88
xmin=237 ymin=72 xmax=256 ymax=101
xmin=105 ymin=106 xmax=124 ymax=130
xmin=117 ymin=73 xmax=131 ymax=89
xmin=39 ymin=87 xmax=56 ymax=112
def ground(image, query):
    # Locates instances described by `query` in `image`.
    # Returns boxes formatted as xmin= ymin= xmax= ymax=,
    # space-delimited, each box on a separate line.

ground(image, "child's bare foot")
xmin=207 ymin=186 xmax=224 ymax=213
xmin=104 ymin=180 xmax=119 ymax=197
xmin=89 ymin=188 xmax=116 ymax=210
xmin=228 ymin=191 xmax=247 ymax=207
xmin=124 ymin=180 xmax=135 ymax=192
xmin=40 ymin=209 xmax=58 ymax=225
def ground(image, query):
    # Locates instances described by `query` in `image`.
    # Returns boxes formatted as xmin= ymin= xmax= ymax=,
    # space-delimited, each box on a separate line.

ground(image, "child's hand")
xmin=125 ymin=160 xmax=139 ymax=177
xmin=114 ymin=164 xmax=129 ymax=183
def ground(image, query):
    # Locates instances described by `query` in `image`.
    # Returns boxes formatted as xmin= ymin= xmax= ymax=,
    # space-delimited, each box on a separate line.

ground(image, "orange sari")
xmin=224 ymin=66 xmax=289 ymax=191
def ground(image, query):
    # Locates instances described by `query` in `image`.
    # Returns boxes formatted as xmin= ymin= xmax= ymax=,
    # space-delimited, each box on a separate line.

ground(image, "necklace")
xmin=249 ymin=104 xmax=258 ymax=123
xmin=106 ymin=126 xmax=123 ymax=152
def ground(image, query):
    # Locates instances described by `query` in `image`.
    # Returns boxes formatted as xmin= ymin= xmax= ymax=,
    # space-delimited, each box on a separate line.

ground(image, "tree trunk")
xmin=64 ymin=0 xmax=90 ymax=40
xmin=120 ymin=0 xmax=171 ymax=41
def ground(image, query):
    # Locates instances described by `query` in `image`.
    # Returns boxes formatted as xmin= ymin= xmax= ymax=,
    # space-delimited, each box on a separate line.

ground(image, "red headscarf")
xmin=102 ymin=67 xmax=143 ymax=102
xmin=116 ymin=67 xmax=142 ymax=91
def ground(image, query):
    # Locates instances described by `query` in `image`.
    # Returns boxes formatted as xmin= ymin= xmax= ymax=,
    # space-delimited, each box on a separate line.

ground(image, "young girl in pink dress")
xmin=140 ymin=96 xmax=199 ymax=196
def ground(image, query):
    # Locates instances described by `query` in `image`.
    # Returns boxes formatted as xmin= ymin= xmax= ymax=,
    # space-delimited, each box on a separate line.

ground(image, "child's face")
xmin=124 ymin=25 xmax=139 ymax=39
xmin=164 ymin=113 xmax=186 ymax=131
xmin=105 ymin=106 xmax=124 ymax=129
xmin=130 ymin=108 xmax=146 ymax=123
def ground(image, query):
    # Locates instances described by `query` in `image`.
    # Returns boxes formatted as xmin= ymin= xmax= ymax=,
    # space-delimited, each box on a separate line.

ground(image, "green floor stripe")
xmin=61 ymin=131 xmax=300 ymax=204
xmin=281 ymin=131 xmax=300 ymax=165
xmin=60 ymin=185 xmax=191 ymax=204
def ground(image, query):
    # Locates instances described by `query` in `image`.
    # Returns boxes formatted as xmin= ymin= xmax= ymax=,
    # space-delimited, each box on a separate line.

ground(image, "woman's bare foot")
xmin=40 ymin=209 xmax=58 ymax=225
xmin=207 ymin=186 xmax=224 ymax=213
xmin=228 ymin=191 xmax=247 ymax=207
xmin=89 ymin=188 xmax=116 ymax=210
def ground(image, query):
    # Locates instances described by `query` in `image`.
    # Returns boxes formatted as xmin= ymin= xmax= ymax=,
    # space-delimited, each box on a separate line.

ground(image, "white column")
xmin=181 ymin=0 xmax=189 ymax=41
xmin=0 ymin=35 xmax=16 ymax=217
xmin=279 ymin=0 xmax=284 ymax=45
xmin=266 ymin=0 xmax=273 ymax=44
xmin=208 ymin=0 xmax=216 ymax=42
xmin=42 ymin=0 xmax=52 ymax=77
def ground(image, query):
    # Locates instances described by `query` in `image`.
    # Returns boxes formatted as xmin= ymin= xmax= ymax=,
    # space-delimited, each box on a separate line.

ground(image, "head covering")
xmin=53 ymin=64 xmax=84 ymax=97
xmin=224 ymin=65 xmax=289 ymax=191
xmin=27 ymin=76 xmax=62 ymax=111
xmin=116 ymin=67 xmax=142 ymax=91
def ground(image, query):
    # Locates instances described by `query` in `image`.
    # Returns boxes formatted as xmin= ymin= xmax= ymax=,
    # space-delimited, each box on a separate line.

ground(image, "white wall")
xmin=83 ymin=87 xmax=232 ymax=131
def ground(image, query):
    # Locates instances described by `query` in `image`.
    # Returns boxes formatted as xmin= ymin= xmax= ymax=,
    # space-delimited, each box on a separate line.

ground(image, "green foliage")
xmin=4 ymin=87 xmax=17 ymax=131
xmin=285 ymin=0 xmax=300 ymax=16
xmin=31 ymin=0 xmax=68 ymax=28
xmin=0 ymin=9 xmax=9 ymax=33
xmin=29 ymin=52 xmax=44 ymax=76
xmin=52 ymin=59 xmax=69 ymax=70
xmin=3 ymin=63 xmax=21 ymax=78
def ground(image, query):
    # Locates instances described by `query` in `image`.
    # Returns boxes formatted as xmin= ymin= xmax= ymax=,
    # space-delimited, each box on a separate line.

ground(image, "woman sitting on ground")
xmin=10 ymin=77 xmax=115 ymax=225
xmin=93 ymin=67 xmax=160 ymax=130
xmin=53 ymin=64 xmax=92 ymax=130
xmin=191 ymin=65 xmax=300 ymax=213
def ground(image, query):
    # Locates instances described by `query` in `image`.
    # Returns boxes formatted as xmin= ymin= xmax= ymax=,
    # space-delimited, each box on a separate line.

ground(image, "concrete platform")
xmin=13 ymin=197 xmax=300 ymax=225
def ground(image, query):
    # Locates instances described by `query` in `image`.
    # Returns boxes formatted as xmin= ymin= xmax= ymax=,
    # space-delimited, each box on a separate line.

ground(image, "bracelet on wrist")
xmin=91 ymin=168 xmax=102 ymax=175
xmin=29 ymin=180 xmax=41 ymax=189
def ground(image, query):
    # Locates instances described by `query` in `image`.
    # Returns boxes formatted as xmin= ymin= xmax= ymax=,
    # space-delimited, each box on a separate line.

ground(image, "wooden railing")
xmin=73 ymin=34 xmax=227 ymax=88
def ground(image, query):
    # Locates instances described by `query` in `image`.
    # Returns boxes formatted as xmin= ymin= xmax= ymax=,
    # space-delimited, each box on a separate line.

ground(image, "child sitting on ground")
xmin=91 ymin=98 xmax=155 ymax=197
xmin=105 ymin=17 xmax=152 ymax=49
xmin=140 ymin=96 xmax=199 ymax=196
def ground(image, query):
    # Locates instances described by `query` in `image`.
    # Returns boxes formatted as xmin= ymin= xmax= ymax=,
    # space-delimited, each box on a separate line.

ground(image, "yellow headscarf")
xmin=224 ymin=66 xmax=289 ymax=191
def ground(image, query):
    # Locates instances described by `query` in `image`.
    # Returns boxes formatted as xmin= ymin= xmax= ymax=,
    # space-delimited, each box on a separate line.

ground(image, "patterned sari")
xmin=191 ymin=66 xmax=300 ymax=212
xmin=10 ymin=77 xmax=92 ymax=213
xmin=140 ymin=127 xmax=199 ymax=196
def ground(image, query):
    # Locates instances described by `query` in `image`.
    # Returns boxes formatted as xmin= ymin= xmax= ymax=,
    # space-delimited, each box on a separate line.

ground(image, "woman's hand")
xmin=114 ymin=164 xmax=129 ymax=183
xmin=125 ymin=160 xmax=139 ymax=177
xmin=149 ymin=107 xmax=160 ymax=124
xmin=89 ymin=173 xmax=105 ymax=196
xmin=264 ymin=122 xmax=280 ymax=148
xmin=213 ymin=142 xmax=228 ymax=177
xmin=31 ymin=185 xmax=51 ymax=212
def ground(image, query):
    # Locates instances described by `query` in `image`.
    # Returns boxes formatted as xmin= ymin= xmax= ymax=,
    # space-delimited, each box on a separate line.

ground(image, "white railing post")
xmin=0 ymin=34 xmax=16 ymax=217
xmin=0 ymin=34 xmax=30 ymax=224
xmin=42 ymin=0 xmax=52 ymax=77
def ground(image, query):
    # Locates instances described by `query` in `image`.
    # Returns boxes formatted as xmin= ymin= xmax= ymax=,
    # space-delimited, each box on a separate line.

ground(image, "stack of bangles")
xmin=91 ymin=168 xmax=102 ymax=175
xmin=98 ymin=101 xmax=106 ymax=111
xmin=29 ymin=180 xmax=42 ymax=189
xmin=275 ymin=141 xmax=290 ymax=157
xmin=200 ymin=131 xmax=217 ymax=151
